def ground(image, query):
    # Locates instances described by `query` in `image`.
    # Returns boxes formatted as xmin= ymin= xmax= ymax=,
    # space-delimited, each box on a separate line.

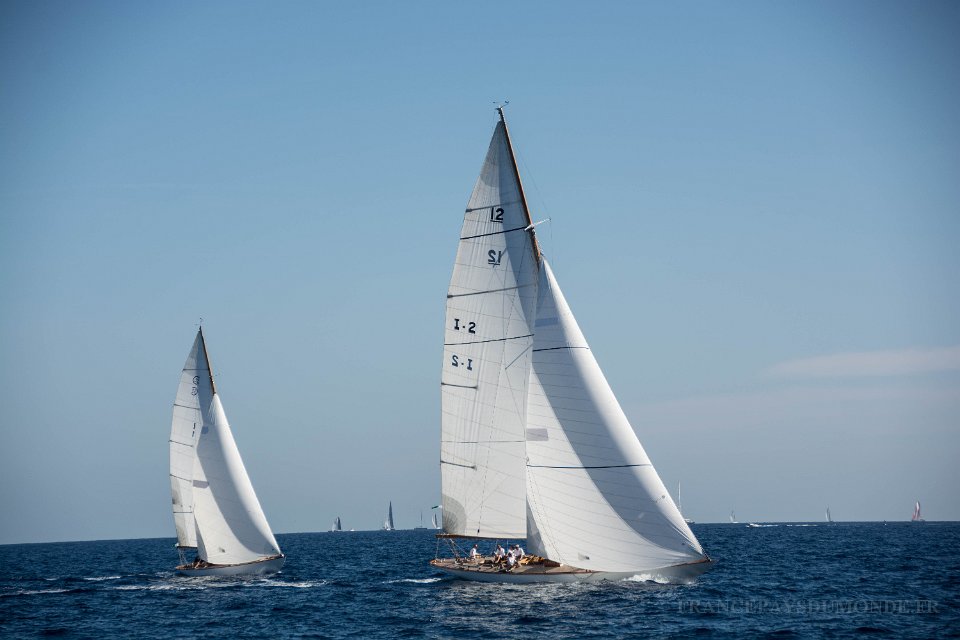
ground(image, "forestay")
xmin=440 ymin=118 xmax=540 ymax=539
xmin=524 ymin=261 xmax=706 ymax=572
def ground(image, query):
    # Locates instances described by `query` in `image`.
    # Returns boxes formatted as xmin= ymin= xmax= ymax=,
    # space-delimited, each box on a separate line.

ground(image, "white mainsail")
xmin=524 ymin=261 xmax=705 ymax=572
xmin=171 ymin=329 xmax=281 ymax=566
xmin=169 ymin=331 xmax=208 ymax=548
xmin=440 ymin=115 xmax=540 ymax=539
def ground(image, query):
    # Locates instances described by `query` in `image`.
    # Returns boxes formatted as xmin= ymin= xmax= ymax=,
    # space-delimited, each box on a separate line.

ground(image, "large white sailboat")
xmin=169 ymin=328 xmax=284 ymax=576
xmin=430 ymin=108 xmax=712 ymax=583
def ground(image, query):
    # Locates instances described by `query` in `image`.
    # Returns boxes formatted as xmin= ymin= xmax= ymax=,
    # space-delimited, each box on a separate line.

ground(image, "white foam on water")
xmin=386 ymin=577 xmax=443 ymax=584
xmin=83 ymin=575 xmax=122 ymax=581
xmin=3 ymin=588 xmax=70 ymax=597
xmin=623 ymin=573 xmax=673 ymax=585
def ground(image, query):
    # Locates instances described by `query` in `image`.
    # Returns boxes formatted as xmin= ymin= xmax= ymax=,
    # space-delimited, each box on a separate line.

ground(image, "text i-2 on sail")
xmin=169 ymin=327 xmax=285 ymax=576
xmin=430 ymin=106 xmax=713 ymax=583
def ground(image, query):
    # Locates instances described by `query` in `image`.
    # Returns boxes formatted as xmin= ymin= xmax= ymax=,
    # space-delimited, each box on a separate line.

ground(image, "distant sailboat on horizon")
xmin=169 ymin=328 xmax=284 ymax=576
xmin=911 ymin=500 xmax=924 ymax=523
xmin=729 ymin=510 xmax=738 ymax=524
xmin=383 ymin=501 xmax=395 ymax=531
xmin=825 ymin=507 xmax=833 ymax=524
xmin=331 ymin=516 xmax=342 ymax=532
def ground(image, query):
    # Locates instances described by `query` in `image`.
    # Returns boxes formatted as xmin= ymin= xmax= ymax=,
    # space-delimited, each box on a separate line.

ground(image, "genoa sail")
xmin=171 ymin=329 xmax=281 ymax=567
xmin=439 ymin=114 xmax=540 ymax=539
xmin=524 ymin=261 xmax=706 ymax=572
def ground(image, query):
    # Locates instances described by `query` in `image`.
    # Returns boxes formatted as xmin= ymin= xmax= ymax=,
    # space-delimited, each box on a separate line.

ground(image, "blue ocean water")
xmin=1 ymin=523 xmax=957 ymax=638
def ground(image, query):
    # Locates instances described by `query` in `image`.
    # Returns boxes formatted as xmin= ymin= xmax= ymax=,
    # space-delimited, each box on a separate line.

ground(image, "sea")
xmin=1 ymin=523 xmax=957 ymax=638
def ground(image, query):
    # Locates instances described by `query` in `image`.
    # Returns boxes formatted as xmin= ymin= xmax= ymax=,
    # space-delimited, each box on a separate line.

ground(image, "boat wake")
xmin=623 ymin=573 xmax=676 ymax=585
xmin=386 ymin=577 xmax=443 ymax=584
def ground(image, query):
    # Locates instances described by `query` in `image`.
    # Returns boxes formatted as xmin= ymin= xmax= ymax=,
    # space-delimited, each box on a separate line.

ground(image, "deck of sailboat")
xmin=430 ymin=557 xmax=595 ymax=580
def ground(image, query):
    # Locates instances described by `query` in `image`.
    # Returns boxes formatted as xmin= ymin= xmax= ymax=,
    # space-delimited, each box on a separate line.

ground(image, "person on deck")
xmin=505 ymin=548 xmax=517 ymax=571
xmin=469 ymin=543 xmax=479 ymax=563
xmin=493 ymin=544 xmax=505 ymax=564
xmin=515 ymin=544 xmax=525 ymax=561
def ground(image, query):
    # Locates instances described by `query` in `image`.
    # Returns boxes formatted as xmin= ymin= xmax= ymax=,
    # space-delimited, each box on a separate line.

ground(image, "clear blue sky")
xmin=1 ymin=1 xmax=957 ymax=544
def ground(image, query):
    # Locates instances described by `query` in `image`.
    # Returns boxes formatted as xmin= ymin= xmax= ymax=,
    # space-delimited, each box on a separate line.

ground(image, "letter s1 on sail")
xmin=440 ymin=117 xmax=540 ymax=539
xmin=524 ymin=261 xmax=708 ymax=574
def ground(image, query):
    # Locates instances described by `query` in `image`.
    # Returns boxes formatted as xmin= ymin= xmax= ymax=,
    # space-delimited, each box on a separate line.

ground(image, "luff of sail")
xmin=524 ymin=261 xmax=706 ymax=573
xmin=177 ymin=329 xmax=282 ymax=566
xmin=440 ymin=113 xmax=540 ymax=539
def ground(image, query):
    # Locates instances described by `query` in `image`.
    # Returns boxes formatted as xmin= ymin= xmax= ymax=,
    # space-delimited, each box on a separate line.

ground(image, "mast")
xmin=497 ymin=106 xmax=541 ymax=263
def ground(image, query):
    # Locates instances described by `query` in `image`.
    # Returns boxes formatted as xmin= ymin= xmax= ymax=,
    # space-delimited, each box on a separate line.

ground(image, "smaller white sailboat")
xmin=431 ymin=512 xmax=441 ymax=530
xmin=729 ymin=510 xmax=738 ymax=524
xmin=825 ymin=507 xmax=834 ymax=524
xmin=331 ymin=517 xmax=342 ymax=532
xmin=169 ymin=328 xmax=284 ymax=576
xmin=911 ymin=500 xmax=924 ymax=523
xmin=383 ymin=501 xmax=395 ymax=531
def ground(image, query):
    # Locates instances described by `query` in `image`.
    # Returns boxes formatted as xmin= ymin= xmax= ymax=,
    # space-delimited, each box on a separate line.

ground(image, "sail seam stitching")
xmin=444 ymin=333 xmax=533 ymax=346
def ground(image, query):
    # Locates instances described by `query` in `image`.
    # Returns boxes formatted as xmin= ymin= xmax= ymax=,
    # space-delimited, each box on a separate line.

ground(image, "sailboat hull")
xmin=430 ymin=557 xmax=713 ymax=584
xmin=176 ymin=555 xmax=285 ymax=577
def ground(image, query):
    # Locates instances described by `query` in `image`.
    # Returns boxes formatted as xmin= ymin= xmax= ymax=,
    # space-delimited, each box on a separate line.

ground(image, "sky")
xmin=1 ymin=1 xmax=957 ymax=545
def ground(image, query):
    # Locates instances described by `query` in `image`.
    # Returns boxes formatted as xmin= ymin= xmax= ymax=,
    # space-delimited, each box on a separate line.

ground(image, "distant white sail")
xmin=825 ymin=507 xmax=832 ymax=523
xmin=730 ymin=511 xmax=737 ymax=524
xmin=171 ymin=329 xmax=282 ymax=569
xmin=431 ymin=513 xmax=440 ymax=529
xmin=912 ymin=500 xmax=923 ymax=522
xmin=440 ymin=118 xmax=540 ymax=539
xmin=383 ymin=501 xmax=395 ymax=531
xmin=524 ymin=261 xmax=705 ymax=572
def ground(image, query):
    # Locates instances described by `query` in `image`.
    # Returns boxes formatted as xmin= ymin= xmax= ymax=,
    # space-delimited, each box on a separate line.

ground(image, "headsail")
xmin=179 ymin=329 xmax=282 ymax=566
xmin=524 ymin=261 xmax=705 ymax=572
xmin=440 ymin=111 xmax=540 ymax=539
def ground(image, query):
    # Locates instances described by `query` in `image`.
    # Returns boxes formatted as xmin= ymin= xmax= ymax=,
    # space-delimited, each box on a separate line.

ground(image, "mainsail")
xmin=912 ymin=501 xmax=922 ymax=521
xmin=524 ymin=261 xmax=705 ymax=572
xmin=170 ymin=329 xmax=281 ymax=566
xmin=440 ymin=111 xmax=540 ymax=539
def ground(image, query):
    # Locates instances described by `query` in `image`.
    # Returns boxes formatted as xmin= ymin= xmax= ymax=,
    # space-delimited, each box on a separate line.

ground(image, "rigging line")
xmin=532 ymin=346 xmax=590 ymax=353
xmin=444 ymin=333 xmax=533 ymax=347
xmin=465 ymin=200 xmax=520 ymax=213
xmin=440 ymin=460 xmax=477 ymax=470
xmin=526 ymin=463 xmax=652 ymax=470
xmin=446 ymin=283 xmax=532 ymax=299
xmin=460 ymin=225 xmax=529 ymax=241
